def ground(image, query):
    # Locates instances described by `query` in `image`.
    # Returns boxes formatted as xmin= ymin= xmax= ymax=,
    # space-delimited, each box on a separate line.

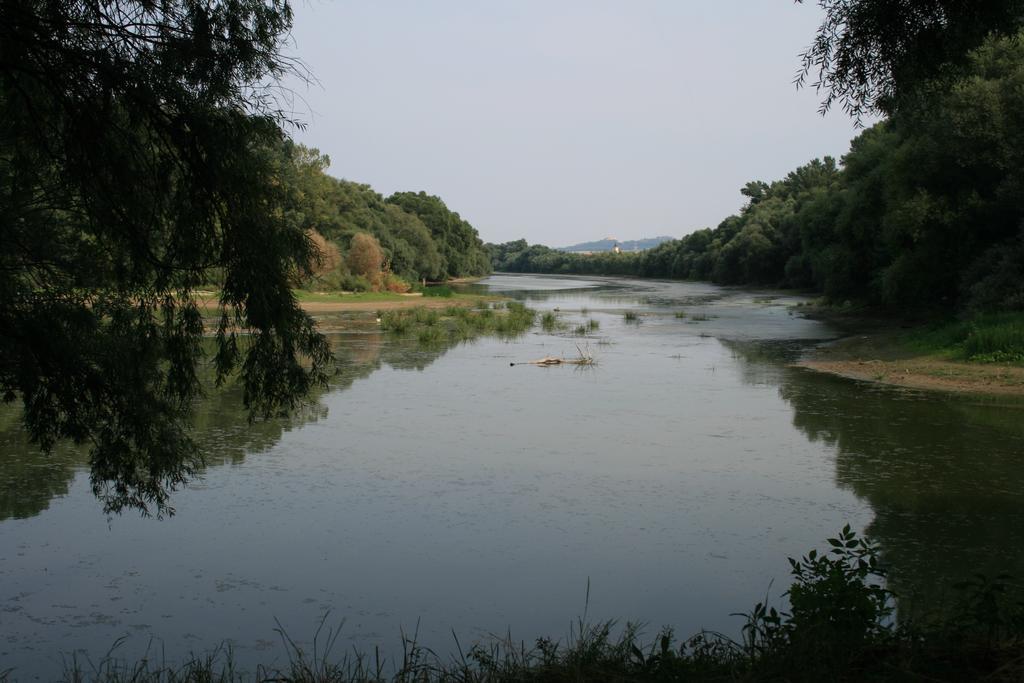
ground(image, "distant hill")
xmin=558 ymin=236 xmax=674 ymax=253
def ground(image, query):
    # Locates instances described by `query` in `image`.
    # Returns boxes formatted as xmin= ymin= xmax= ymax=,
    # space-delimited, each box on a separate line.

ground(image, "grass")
xmin=416 ymin=325 xmax=444 ymax=345
xmin=587 ymin=318 xmax=599 ymax=331
xmin=540 ymin=311 xmax=562 ymax=332
xmin=675 ymin=311 xmax=687 ymax=319
xmin=902 ymin=311 xmax=1024 ymax=363
xmin=379 ymin=303 xmax=536 ymax=343
xmin=55 ymin=527 xmax=1024 ymax=683
xmin=623 ymin=311 xmax=639 ymax=322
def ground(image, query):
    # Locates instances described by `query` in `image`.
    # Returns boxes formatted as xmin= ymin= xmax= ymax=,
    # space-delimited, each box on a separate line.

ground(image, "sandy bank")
xmin=797 ymin=330 xmax=1024 ymax=397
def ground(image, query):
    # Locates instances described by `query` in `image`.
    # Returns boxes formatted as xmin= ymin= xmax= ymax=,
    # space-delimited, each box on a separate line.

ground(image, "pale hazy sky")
xmin=284 ymin=1 xmax=866 ymax=247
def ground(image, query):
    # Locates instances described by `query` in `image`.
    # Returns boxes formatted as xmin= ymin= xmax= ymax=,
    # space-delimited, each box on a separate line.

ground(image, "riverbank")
xmin=796 ymin=310 xmax=1024 ymax=397
xmin=196 ymin=290 xmax=497 ymax=314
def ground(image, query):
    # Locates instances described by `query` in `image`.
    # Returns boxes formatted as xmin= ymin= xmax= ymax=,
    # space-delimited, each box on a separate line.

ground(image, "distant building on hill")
xmin=558 ymin=235 xmax=674 ymax=253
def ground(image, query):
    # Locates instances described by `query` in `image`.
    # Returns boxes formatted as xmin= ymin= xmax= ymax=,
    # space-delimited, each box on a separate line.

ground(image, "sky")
xmin=283 ymin=1 xmax=868 ymax=247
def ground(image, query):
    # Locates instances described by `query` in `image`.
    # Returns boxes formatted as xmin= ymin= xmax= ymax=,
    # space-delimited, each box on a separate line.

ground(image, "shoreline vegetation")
xmin=50 ymin=528 xmax=1024 ymax=682
xmin=230 ymin=280 xmax=1024 ymax=398
xmin=483 ymin=28 xmax=1024 ymax=402
xmin=797 ymin=308 xmax=1024 ymax=397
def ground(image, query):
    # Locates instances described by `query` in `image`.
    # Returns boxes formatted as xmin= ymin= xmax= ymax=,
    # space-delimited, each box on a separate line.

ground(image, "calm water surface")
xmin=2 ymin=274 xmax=1023 ymax=678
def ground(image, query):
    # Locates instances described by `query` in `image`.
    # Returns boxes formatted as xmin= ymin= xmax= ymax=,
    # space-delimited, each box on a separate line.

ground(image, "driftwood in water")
xmin=510 ymin=345 xmax=595 ymax=367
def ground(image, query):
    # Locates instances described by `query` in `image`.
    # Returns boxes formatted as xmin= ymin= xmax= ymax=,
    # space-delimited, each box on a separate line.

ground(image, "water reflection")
xmin=3 ymin=275 xmax=1024 ymax=678
xmin=0 ymin=411 xmax=81 ymax=520
xmin=0 ymin=325 xmax=477 ymax=521
xmin=725 ymin=338 xmax=1024 ymax=622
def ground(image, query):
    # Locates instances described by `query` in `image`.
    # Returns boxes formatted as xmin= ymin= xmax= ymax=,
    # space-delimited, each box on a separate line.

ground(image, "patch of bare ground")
xmin=196 ymin=294 xmax=481 ymax=313
xmin=797 ymin=330 xmax=1024 ymax=396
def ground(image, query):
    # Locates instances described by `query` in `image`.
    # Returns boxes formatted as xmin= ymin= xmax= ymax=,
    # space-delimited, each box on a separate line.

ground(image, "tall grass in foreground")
xmin=963 ymin=313 xmax=1024 ymax=362
xmin=56 ymin=527 xmax=1024 ymax=682
xmin=904 ymin=311 xmax=1024 ymax=363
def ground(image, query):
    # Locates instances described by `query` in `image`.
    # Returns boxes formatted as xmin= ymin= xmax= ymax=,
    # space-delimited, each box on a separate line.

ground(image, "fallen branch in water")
xmin=511 ymin=344 xmax=596 ymax=367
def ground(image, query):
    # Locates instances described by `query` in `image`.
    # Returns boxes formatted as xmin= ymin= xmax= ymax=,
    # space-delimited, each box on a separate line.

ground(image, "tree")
xmin=796 ymin=0 xmax=1024 ymax=120
xmin=346 ymin=232 xmax=385 ymax=289
xmin=0 ymin=0 xmax=331 ymax=515
xmin=306 ymin=230 xmax=342 ymax=283
xmin=386 ymin=191 xmax=492 ymax=279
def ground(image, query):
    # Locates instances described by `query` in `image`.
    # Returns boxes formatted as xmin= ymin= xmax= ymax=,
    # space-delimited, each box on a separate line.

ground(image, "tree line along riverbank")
xmin=485 ymin=30 xmax=1024 ymax=387
xmin=488 ymin=33 xmax=1024 ymax=313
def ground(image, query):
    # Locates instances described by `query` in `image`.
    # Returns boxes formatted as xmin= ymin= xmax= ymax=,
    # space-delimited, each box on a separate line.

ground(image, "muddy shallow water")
xmin=2 ymin=274 xmax=1023 ymax=679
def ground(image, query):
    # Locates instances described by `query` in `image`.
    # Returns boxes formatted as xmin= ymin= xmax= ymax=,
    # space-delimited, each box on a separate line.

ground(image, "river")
xmin=2 ymin=274 xmax=1023 ymax=679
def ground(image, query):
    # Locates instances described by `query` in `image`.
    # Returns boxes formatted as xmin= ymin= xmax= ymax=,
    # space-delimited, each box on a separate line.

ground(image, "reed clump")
xmin=379 ymin=304 xmax=536 ymax=344
xmin=540 ymin=311 xmax=562 ymax=332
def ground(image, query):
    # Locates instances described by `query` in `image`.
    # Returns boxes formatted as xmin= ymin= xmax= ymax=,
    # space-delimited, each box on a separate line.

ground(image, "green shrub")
xmin=341 ymin=273 xmax=373 ymax=292
xmin=738 ymin=525 xmax=894 ymax=679
xmin=905 ymin=312 xmax=1024 ymax=363
xmin=963 ymin=313 xmax=1024 ymax=362
xmin=377 ymin=310 xmax=409 ymax=334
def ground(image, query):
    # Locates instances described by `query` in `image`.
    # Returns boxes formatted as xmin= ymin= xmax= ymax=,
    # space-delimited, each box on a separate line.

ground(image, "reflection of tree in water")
xmin=0 ymin=329 xmax=465 ymax=520
xmin=725 ymin=339 xmax=1024 ymax=624
xmin=0 ymin=407 xmax=84 ymax=520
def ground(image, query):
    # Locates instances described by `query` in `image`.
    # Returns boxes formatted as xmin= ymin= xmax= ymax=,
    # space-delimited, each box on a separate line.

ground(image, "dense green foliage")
xmin=287 ymin=146 xmax=440 ymax=285
xmin=903 ymin=312 xmax=1024 ymax=363
xmin=0 ymin=0 xmax=332 ymax=515
xmin=490 ymin=29 xmax=1024 ymax=315
xmin=796 ymin=0 xmax=1024 ymax=120
xmin=386 ymin=191 xmax=492 ymax=280
xmin=0 ymin=0 xmax=490 ymax=515
xmin=283 ymin=146 xmax=490 ymax=288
